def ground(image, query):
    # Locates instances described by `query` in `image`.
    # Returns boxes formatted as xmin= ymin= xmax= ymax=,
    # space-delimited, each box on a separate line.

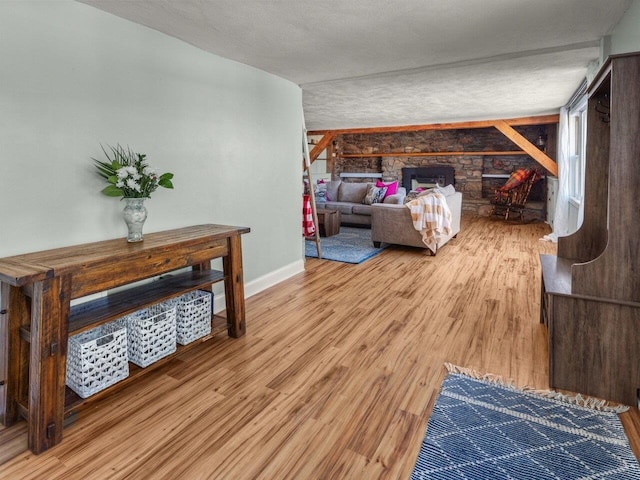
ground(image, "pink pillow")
xmin=376 ymin=180 xmax=398 ymax=198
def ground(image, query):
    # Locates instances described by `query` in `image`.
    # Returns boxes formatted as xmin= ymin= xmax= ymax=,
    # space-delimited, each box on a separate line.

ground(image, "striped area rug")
xmin=411 ymin=365 xmax=640 ymax=479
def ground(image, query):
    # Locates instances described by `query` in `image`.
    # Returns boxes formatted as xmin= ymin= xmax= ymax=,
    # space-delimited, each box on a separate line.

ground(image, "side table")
xmin=316 ymin=209 xmax=341 ymax=237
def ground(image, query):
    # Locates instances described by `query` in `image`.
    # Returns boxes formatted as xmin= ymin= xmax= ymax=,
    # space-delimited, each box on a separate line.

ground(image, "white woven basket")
xmin=170 ymin=290 xmax=213 ymax=345
xmin=123 ymin=303 xmax=177 ymax=367
xmin=66 ymin=321 xmax=129 ymax=399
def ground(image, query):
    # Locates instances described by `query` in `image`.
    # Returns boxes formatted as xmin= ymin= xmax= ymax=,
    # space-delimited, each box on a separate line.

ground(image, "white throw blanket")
xmin=405 ymin=192 xmax=452 ymax=253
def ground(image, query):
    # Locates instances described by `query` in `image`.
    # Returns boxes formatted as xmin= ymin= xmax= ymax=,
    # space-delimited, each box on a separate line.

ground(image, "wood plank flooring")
xmin=1 ymin=216 xmax=639 ymax=479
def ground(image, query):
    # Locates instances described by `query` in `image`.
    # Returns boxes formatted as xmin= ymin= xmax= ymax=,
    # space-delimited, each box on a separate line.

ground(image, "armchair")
xmin=490 ymin=169 xmax=541 ymax=222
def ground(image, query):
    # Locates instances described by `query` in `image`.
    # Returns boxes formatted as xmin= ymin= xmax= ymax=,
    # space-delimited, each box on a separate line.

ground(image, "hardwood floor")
xmin=1 ymin=216 xmax=638 ymax=478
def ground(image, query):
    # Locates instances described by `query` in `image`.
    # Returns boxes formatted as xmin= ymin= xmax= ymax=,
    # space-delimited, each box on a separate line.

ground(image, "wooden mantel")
xmin=308 ymin=114 xmax=559 ymax=176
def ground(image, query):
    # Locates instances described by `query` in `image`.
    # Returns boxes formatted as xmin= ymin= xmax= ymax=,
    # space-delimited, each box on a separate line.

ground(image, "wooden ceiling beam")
xmin=308 ymin=132 xmax=336 ymax=163
xmin=308 ymin=114 xmax=559 ymax=136
xmin=308 ymin=114 xmax=559 ymax=175
xmin=493 ymin=120 xmax=558 ymax=176
xmin=340 ymin=151 xmax=529 ymax=158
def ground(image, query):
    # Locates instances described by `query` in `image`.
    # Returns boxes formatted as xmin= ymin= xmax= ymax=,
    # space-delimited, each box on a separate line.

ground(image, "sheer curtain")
xmin=543 ymin=106 xmax=570 ymax=242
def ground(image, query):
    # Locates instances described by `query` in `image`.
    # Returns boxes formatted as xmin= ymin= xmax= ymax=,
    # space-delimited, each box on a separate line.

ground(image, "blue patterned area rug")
xmin=412 ymin=364 xmax=640 ymax=480
xmin=305 ymin=226 xmax=386 ymax=264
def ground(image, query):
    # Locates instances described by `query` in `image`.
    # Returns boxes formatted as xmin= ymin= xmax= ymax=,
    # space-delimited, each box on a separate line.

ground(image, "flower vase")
xmin=122 ymin=198 xmax=148 ymax=242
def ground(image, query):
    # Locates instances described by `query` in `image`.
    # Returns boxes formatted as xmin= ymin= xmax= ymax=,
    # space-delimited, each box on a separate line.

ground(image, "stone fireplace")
xmin=332 ymin=126 xmax=552 ymax=218
xmin=381 ymin=156 xmax=483 ymax=214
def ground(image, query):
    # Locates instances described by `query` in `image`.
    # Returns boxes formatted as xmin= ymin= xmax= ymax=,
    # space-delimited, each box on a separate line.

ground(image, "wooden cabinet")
xmin=0 ymin=224 xmax=249 ymax=454
xmin=540 ymin=52 xmax=640 ymax=406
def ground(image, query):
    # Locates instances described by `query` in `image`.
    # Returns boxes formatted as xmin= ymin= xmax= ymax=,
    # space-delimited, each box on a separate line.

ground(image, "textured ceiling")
xmin=79 ymin=0 xmax=631 ymax=129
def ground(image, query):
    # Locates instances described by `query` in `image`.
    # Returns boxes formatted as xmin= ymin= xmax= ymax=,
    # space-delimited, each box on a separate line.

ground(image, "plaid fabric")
xmin=302 ymin=194 xmax=316 ymax=237
xmin=493 ymin=169 xmax=540 ymax=205
xmin=498 ymin=168 xmax=532 ymax=191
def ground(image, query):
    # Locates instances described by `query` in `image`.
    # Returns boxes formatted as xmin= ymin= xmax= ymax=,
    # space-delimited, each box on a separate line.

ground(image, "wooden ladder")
xmin=302 ymin=116 xmax=322 ymax=259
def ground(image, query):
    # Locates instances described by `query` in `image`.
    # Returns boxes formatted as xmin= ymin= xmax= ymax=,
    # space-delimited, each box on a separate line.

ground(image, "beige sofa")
xmin=320 ymin=180 xmax=406 ymax=226
xmin=371 ymin=190 xmax=462 ymax=253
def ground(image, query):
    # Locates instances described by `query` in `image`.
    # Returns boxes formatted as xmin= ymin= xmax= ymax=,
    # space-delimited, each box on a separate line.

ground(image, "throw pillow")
xmin=499 ymin=169 xmax=530 ymax=191
xmin=314 ymin=181 xmax=327 ymax=203
xmin=433 ymin=184 xmax=456 ymax=197
xmin=325 ymin=180 xmax=341 ymax=201
xmin=363 ymin=185 xmax=388 ymax=205
xmin=339 ymin=182 xmax=370 ymax=203
xmin=375 ymin=180 xmax=399 ymax=198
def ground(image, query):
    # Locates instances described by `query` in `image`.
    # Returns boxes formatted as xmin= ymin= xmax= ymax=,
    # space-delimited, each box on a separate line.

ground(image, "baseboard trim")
xmin=213 ymin=259 xmax=305 ymax=313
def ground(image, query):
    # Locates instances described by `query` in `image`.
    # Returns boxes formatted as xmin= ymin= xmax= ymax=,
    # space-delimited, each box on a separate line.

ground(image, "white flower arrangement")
xmin=93 ymin=144 xmax=174 ymax=198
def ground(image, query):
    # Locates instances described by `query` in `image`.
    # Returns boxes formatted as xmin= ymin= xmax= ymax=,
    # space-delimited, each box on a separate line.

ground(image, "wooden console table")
xmin=0 ymin=224 xmax=250 ymax=454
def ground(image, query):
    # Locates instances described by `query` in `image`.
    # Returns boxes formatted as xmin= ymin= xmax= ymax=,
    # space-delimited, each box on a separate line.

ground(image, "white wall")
xmin=0 ymin=1 xmax=304 ymax=298
xmin=611 ymin=0 xmax=640 ymax=54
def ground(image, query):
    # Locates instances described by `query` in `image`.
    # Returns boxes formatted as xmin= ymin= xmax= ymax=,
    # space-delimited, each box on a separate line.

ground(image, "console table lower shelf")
xmin=63 ymin=313 xmax=228 ymax=417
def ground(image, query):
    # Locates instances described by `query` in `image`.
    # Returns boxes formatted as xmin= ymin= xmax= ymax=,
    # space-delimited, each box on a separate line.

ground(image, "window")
xmin=568 ymin=96 xmax=588 ymax=204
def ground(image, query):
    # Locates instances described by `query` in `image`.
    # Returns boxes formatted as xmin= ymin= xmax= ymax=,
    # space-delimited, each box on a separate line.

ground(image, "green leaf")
xmin=159 ymin=173 xmax=174 ymax=181
xmin=158 ymin=179 xmax=174 ymax=189
xmin=107 ymin=175 xmax=119 ymax=184
xmin=101 ymin=185 xmax=124 ymax=196
xmin=94 ymin=159 xmax=115 ymax=176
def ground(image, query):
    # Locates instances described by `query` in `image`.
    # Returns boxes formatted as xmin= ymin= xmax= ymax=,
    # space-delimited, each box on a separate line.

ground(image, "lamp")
xmin=536 ymin=129 xmax=547 ymax=152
